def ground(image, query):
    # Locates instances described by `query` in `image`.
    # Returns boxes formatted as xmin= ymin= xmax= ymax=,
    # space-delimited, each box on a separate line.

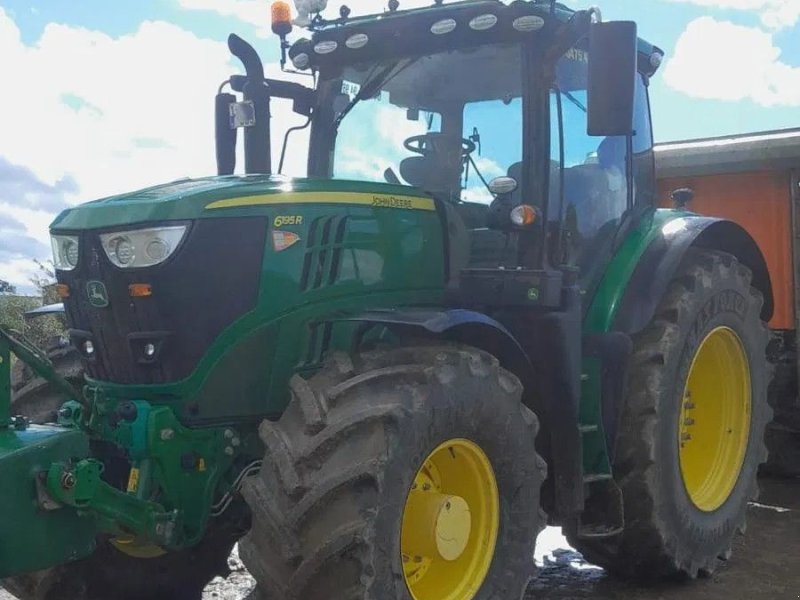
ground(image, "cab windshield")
xmin=314 ymin=44 xmax=524 ymax=205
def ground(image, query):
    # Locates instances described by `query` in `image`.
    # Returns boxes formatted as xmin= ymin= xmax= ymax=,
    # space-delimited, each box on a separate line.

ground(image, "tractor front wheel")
xmin=569 ymin=248 xmax=769 ymax=578
xmin=239 ymin=344 xmax=546 ymax=600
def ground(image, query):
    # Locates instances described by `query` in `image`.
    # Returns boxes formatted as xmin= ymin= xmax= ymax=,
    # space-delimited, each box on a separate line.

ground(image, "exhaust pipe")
xmin=215 ymin=91 xmax=237 ymax=175
xmin=227 ymin=34 xmax=272 ymax=175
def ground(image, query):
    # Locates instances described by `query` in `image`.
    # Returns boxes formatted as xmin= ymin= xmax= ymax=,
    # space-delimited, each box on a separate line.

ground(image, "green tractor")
xmin=0 ymin=1 xmax=775 ymax=599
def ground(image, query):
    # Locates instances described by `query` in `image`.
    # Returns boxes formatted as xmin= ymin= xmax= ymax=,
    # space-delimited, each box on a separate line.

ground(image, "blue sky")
xmin=0 ymin=0 xmax=798 ymax=292
xmin=4 ymin=0 xmax=798 ymax=140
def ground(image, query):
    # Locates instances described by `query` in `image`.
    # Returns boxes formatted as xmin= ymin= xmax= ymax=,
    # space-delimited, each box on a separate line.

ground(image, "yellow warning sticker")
xmin=272 ymin=230 xmax=301 ymax=252
xmin=127 ymin=467 xmax=140 ymax=493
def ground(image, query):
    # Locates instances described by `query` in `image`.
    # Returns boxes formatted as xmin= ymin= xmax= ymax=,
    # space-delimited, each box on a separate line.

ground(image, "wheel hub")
xmin=110 ymin=537 xmax=166 ymax=558
xmin=403 ymin=490 xmax=472 ymax=561
xmin=400 ymin=438 xmax=499 ymax=600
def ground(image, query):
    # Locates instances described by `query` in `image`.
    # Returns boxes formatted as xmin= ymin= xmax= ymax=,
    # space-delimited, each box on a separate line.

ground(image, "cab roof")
xmin=297 ymin=0 xmax=662 ymax=76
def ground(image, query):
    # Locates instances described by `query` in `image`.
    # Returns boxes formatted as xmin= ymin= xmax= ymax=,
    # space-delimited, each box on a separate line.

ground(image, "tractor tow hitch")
xmin=46 ymin=459 xmax=180 ymax=547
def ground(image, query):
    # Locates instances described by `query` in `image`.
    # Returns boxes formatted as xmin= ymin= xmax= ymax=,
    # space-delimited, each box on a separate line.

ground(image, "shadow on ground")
xmin=2 ymin=477 xmax=797 ymax=600
xmin=528 ymin=475 xmax=800 ymax=599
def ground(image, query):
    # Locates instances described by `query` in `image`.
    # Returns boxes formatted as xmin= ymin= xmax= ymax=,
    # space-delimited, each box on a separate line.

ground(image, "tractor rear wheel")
xmin=764 ymin=424 xmax=800 ymax=477
xmin=763 ymin=332 xmax=800 ymax=477
xmin=239 ymin=344 xmax=546 ymax=600
xmin=2 ymin=365 xmax=242 ymax=600
xmin=569 ymin=248 xmax=769 ymax=578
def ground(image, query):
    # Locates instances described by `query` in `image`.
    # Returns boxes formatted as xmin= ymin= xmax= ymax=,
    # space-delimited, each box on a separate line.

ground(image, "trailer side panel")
xmin=658 ymin=170 xmax=794 ymax=330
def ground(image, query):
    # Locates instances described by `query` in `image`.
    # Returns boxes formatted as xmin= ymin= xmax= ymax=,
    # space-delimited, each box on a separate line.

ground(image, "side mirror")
xmin=587 ymin=21 xmax=638 ymax=137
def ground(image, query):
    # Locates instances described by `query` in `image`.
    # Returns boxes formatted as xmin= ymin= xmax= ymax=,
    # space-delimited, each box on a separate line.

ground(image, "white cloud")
xmin=663 ymin=16 xmax=800 ymax=106
xmin=472 ymin=155 xmax=505 ymax=180
xmin=0 ymin=10 xmax=235 ymax=200
xmin=0 ymin=8 xmax=308 ymax=291
xmin=324 ymin=0 xmax=432 ymax=16
xmin=175 ymin=0 xmax=272 ymax=35
xmin=663 ymin=0 xmax=800 ymax=29
xmin=175 ymin=0 xmax=265 ymax=24
xmin=0 ymin=257 xmax=44 ymax=295
xmin=0 ymin=9 xmax=232 ymax=289
xmin=334 ymin=100 xmax=425 ymax=181
xmin=177 ymin=0 xmax=434 ymax=31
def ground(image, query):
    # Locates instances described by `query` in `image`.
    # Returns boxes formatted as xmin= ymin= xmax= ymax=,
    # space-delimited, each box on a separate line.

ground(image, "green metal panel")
xmin=584 ymin=209 xmax=691 ymax=334
xmin=50 ymin=177 xmax=434 ymax=230
xmin=0 ymin=426 xmax=96 ymax=577
xmin=580 ymin=208 xmax=692 ymax=476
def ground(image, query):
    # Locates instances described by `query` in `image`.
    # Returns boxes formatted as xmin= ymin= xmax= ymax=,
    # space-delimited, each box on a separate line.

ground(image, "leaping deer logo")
xmin=86 ymin=281 xmax=109 ymax=308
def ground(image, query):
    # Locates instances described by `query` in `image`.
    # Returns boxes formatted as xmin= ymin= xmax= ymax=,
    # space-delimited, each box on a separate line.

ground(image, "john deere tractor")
xmin=0 ymin=1 xmax=774 ymax=599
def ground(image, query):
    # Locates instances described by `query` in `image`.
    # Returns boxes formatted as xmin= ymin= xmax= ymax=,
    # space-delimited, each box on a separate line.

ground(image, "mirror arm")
xmin=229 ymin=75 xmax=316 ymax=117
xmin=544 ymin=10 xmax=592 ymax=65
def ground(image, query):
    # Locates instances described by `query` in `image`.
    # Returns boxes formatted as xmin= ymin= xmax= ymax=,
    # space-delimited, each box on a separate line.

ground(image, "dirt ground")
xmin=2 ymin=476 xmax=797 ymax=600
xmin=528 ymin=475 xmax=800 ymax=600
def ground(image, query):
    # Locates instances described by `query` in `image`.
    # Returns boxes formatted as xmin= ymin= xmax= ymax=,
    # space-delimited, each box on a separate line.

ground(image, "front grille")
xmin=57 ymin=217 xmax=267 ymax=385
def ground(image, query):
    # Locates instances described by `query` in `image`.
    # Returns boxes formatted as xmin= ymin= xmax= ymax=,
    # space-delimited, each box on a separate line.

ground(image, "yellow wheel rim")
xmin=110 ymin=537 xmax=166 ymax=559
xmin=401 ymin=438 xmax=499 ymax=600
xmin=679 ymin=326 xmax=751 ymax=512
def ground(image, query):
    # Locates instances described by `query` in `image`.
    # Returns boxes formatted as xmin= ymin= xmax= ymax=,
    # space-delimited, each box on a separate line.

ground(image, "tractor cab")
xmin=218 ymin=0 xmax=664 ymax=302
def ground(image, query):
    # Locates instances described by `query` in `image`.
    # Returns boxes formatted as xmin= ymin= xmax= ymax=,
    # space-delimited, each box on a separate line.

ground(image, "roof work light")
xmin=271 ymin=1 xmax=293 ymax=36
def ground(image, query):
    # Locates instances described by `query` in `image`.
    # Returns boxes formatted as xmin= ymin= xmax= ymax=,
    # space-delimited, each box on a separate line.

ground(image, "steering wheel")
xmin=404 ymin=134 xmax=476 ymax=158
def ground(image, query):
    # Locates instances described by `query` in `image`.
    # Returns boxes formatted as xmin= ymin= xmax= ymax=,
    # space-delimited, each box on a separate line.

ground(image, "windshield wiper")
xmin=333 ymin=57 xmax=419 ymax=130
xmin=562 ymin=89 xmax=587 ymax=113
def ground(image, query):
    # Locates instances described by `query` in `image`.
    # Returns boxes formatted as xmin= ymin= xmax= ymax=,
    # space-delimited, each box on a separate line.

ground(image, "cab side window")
xmin=549 ymin=48 xmax=654 ymax=286
xmin=631 ymin=75 xmax=655 ymax=206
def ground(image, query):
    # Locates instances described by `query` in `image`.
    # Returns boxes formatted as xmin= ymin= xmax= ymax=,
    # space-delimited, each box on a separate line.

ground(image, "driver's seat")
xmin=399 ymin=133 xmax=464 ymax=197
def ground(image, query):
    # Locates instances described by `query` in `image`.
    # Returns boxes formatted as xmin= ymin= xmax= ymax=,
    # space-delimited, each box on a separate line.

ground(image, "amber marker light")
xmin=510 ymin=204 xmax=537 ymax=227
xmin=56 ymin=284 xmax=71 ymax=298
xmin=129 ymin=283 xmax=153 ymax=298
xmin=272 ymin=1 xmax=293 ymax=36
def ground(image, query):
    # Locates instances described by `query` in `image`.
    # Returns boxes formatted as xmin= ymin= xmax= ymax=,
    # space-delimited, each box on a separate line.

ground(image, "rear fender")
xmin=613 ymin=216 xmax=773 ymax=334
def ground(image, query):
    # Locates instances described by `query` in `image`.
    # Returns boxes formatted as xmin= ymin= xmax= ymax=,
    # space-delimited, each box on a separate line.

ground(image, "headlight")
xmin=100 ymin=226 xmax=187 ymax=268
xmin=51 ymin=234 xmax=80 ymax=271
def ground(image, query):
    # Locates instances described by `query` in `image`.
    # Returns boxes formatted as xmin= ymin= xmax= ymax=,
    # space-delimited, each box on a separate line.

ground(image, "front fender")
xmin=331 ymin=308 xmax=531 ymax=372
xmin=587 ymin=210 xmax=773 ymax=336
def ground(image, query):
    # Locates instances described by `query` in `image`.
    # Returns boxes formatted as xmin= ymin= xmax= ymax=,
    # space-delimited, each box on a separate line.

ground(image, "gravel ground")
xmin=2 ymin=476 xmax=797 ymax=600
xmin=528 ymin=475 xmax=800 ymax=600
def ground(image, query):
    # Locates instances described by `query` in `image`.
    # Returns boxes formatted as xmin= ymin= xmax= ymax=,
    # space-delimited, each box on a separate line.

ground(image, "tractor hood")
xmin=49 ymin=174 xmax=444 ymax=398
xmin=50 ymin=176 xmax=435 ymax=232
